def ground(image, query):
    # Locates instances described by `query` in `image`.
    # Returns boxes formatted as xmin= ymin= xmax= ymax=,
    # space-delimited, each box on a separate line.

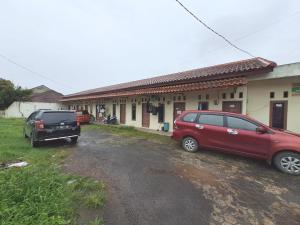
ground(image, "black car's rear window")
xmin=41 ymin=112 xmax=76 ymax=124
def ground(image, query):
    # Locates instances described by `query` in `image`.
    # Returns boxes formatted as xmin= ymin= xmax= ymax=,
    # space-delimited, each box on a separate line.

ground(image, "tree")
xmin=0 ymin=78 xmax=32 ymax=109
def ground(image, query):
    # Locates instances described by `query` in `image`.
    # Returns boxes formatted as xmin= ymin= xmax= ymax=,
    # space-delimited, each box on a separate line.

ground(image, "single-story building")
xmin=61 ymin=58 xmax=300 ymax=133
xmin=3 ymin=85 xmax=66 ymax=118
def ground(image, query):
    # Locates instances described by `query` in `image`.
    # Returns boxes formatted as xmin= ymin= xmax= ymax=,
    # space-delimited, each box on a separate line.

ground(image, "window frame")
xmin=112 ymin=104 xmax=116 ymax=117
xmin=239 ymin=92 xmax=243 ymax=99
xmin=198 ymin=102 xmax=209 ymax=110
xmin=197 ymin=113 xmax=225 ymax=127
xmin=131 ymin=103 xmax=136 ymax=121
xmin=224 ymin=115 xmax=260 ymax=132
xmin=158 ymin=104 xmax=165 ymax=123
xmin=181 ymin=112 xmax=199 ymax=123
xmin=27 ymin=112 xmax=38 ymax=121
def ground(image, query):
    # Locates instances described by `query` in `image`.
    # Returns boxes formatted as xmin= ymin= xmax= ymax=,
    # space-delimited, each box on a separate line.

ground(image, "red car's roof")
xmin=181 ymin=110 xmax=268 ymax=126
xmin=182 ymin=110 xmax=242 ymax=116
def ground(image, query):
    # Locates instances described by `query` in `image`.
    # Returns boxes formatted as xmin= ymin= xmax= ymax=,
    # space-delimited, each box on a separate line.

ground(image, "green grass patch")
xmin=88 ymin=217 xmax=103 ymax=225
xmin=0 ymin=118 xmax=105 ymax=225
xmin=82 ymin=124 xmax=172 ymax=144
xmin=73 ymin=178 xmax=106 ymax=209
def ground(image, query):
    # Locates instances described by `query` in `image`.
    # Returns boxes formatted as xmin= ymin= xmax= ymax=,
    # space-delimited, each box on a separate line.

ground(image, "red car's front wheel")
xmin=182 ymin=137 xmax=199 ymax=153
xmin=273 ymin=152 xmax=300 ymax=175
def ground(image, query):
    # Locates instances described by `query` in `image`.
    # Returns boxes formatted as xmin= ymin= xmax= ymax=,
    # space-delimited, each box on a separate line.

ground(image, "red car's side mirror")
xmin=256 ymin=126 xmax=267 ymax=134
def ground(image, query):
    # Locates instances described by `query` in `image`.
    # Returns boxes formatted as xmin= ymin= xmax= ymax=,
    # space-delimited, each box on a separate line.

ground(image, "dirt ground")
xmin=63 ymin=129 xmax=300 ymax=225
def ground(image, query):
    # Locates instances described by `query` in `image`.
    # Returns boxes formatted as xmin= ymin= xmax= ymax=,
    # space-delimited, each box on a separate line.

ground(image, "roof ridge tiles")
xmin=63 ymin=57 xmax=276 ymax=99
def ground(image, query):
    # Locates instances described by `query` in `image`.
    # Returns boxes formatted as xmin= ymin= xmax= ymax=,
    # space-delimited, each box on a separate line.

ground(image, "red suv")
xmin=172 ymin=110 xmax=300 ymax=175
xmin=76 ymin=110 xmax=91 ymax=124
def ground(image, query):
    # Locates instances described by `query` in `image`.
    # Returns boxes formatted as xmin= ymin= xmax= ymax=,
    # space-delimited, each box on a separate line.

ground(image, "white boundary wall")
xmin=4 ymin=102 xmax=66 ymax=118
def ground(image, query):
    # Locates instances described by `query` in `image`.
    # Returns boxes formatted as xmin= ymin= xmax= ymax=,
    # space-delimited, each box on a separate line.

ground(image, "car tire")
xmin=273 ymin=151 xmax=300 ymax=176
xmin=30 ymin=135 xmax=39 ymax=148
xmin=71 ymin=137 xmax=78 ymax=144
xmin=182 ymin=137 xmax=199 ymax=153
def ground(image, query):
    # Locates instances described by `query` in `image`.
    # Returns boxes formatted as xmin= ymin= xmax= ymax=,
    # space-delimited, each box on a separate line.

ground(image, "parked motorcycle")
xmin=103 ymin=115 xmax=118 ymax=125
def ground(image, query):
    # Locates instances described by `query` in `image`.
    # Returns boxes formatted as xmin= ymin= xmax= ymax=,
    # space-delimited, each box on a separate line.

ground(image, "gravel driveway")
xmin=64 ymin=129 xmax=300 ymax=225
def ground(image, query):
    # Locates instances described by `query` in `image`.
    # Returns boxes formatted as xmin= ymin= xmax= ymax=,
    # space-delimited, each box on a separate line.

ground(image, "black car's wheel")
xmin=182 ymin=137 xmax=199 ymax=153
xmin=71 ymin=137 xmax=78 ymax=144
xmin=273 ymin=152 xmax=300 ymax=176
xmin=30 ymin=135 xmax=39 ymax=148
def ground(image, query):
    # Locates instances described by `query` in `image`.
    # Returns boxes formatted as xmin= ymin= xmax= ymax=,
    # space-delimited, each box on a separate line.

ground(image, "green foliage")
xmin=73 ymin=178 xmax=106 ymax=209
xmin=0 ymin=118 xmax=105 ymax=225
xmin=0 ymin=167 xmax=74 ymax=225
xmin=0 ymin=78 xmax=32 ymax=109
xmin=88 ymin=217 xmax=104 ymax=225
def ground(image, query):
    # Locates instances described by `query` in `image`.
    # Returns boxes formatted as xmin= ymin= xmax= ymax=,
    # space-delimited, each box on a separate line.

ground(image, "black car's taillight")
xmin=35 ymin=120 xmax=44 ymax=130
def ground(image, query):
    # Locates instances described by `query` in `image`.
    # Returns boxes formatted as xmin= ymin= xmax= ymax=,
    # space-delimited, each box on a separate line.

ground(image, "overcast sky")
xmin=0 ymin=0 xmax=299 ymax=94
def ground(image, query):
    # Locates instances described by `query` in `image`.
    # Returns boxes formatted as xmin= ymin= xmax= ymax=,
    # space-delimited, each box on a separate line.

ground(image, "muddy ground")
xmin=63 ymin=130 xmax=300 ymax=225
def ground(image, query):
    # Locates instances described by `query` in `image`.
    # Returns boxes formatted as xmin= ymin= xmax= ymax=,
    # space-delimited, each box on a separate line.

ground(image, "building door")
xmin=96 ymin=105 xmax=100 ymax=121
xmin=174 ymin=102 xmax=186 ymax=121
xmin=89 ymin=104 xmax=93 ymax=115
xmin=142 ymin=103 xmax=150 ymax=128
xmin=120 ymin=104 xmax=126 ymax=124
xmin=198 ymin=102 xmax=209 ymax=110
xmin=112 ymin=104 xmax=116 ymax=117
xmin=270 ymin=101 xmax=288 ymax=129
xmin=222 ymin=101 xmax=242 ymax=114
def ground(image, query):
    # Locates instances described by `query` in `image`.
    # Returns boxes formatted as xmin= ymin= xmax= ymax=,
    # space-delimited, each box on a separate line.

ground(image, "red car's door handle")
xmin=227 ymin=128 xmax=238 ymax=135
xmin=195 ymin=124 xmax=204 ymax=130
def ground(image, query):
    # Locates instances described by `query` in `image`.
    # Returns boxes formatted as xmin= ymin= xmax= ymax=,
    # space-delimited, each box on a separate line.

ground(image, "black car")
xmin=24 ymin=110 xmax=80 ymax=147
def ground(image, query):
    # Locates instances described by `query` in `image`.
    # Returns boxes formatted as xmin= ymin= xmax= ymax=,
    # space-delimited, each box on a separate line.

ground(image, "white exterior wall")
xmin=4 ymin=102 xmax=65 ymax=118
xmin=65 ymin=86 xmax=247 ymax=132
xmin=247 ymin=76 xmax=300 ymax=133
xmin=246 ymin=63 xmax=300 ymax=133
xmin=184 ymin=86 xmax=247 ymax=114
xmin=63 ymin=63 xmax=300 ymax=133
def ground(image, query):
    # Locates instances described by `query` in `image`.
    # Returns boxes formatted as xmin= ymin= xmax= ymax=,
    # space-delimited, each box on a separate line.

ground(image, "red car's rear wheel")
xmin=182 ymin=137 xmax=199 ymax=153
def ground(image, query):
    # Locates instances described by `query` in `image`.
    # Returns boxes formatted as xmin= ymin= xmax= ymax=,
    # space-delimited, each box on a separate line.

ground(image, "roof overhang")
xmin=61 ymin=76 xmax=247 ymax=102
xmin=62 ymin=57 xmax=276 ymax=102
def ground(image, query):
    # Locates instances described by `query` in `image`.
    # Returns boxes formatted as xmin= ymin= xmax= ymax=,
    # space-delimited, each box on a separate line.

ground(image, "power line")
xmin=234 ymin=11 xmax=300 ymax=42
xmin=180 ymin=10 xmax=300 ymax=64
xmin=174 ymin=0 xmax=255 ymax=57
xmin=0 ymin=53 xmax=74 ymax=90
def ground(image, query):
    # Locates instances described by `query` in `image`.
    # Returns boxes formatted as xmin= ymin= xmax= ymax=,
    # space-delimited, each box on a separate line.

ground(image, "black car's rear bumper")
xmin=35 ymin=127 xmax=80 ymax=142
xmin=43 ymin=134 xmax=79 ymax=141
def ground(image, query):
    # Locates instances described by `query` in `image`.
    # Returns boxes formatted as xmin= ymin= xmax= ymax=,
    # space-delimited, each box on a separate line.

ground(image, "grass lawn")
xmin=82 ymin=124 xmax=173 ymax=144
xmin=0 ymin=118 xmax=105 ymax=225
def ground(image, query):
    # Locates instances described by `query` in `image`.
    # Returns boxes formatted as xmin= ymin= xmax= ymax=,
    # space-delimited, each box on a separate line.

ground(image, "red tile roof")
xmin=30 ymin=90 xmax=63 ymax=103
xmin=61 ymin=77 xmax=246 ymax=101
xmin=62 ymin=57 xmax=276 ymax=101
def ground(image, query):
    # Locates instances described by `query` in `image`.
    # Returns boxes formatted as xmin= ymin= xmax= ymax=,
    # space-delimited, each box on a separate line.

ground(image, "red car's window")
xmin=182 ymin=113 xmax=198 ymax=123
xmin=198 ymin=114 xmax=224 ymax=127
xmin=226 ymin=116 xmax=258 ymax=131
